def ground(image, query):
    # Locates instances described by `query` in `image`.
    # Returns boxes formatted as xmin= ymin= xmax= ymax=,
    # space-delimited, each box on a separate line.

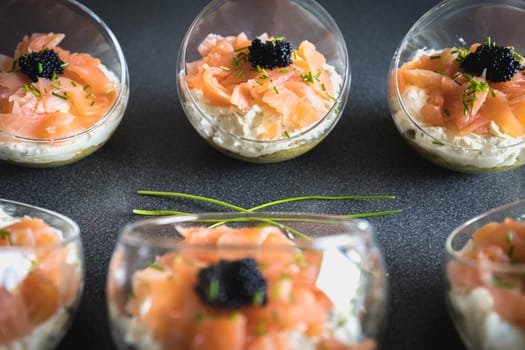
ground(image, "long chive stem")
xmin=135 ymin=191 xmax=400 ymax=240
xmin=343 ymin=209 xmax=401 ymax=218
xmin=248 ymin=195 xmax=395 ymax=212
xmin=133 ymin=209 xmax=190 ymax=216
xmin=136 ymin=190 xmax=249 ymax=213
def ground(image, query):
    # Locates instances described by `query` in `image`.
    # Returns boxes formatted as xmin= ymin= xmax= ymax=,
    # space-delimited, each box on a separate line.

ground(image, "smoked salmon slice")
xmin=0 ymin=33 xmax=119 ymax=140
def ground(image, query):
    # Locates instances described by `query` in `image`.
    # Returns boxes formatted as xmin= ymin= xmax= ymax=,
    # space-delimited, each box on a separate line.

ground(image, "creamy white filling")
xmin=112 ymin=312 xmax=362 ymax=350
xmin=0 ymin=67 xmax=127 ymax=165
xmin=449 ymin=287 xmax=525 ymax=350
xmin=182 ymin=65 xmax=343 ymax=158
xmin=0 ymin=307 xmax=70 ymax=350
xmin=391 ymin=85 xmax=525 ymax=169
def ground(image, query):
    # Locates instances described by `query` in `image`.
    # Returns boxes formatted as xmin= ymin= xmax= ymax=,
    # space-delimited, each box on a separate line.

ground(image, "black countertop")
xmin=2 ymin=0 xmax=524 ymax=349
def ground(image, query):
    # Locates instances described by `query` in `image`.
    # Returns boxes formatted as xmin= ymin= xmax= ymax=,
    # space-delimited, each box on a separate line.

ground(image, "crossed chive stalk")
xmin=133 ymin=191 xmax=400 ymax=240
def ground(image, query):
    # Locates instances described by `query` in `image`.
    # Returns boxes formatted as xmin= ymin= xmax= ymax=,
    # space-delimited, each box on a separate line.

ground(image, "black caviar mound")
xmin=248 ymin=38 xmax=292 ymax=69
xmin=460 ymin=41 xmax=524 ymax=83
xmin=194 ymin=258 xmax=268 ymax=310
xmin=17 ymin=49 xmax=65 ymax=82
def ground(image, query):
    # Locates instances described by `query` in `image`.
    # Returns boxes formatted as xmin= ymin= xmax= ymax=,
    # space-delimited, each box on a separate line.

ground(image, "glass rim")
xmin=445 ymin=198 xmax=525 ymax=273
xmin=0 ymin=0 xmax=129 ymax=143
xmin=0 ymin=198 xmax=80 ymax=249
xmin=176 ymin=0 xmax=351 ymax=144
xmin=391 ymin=0 xmax=525 ymax=152
xmin=119 ymin=212 xmax=374 ymax=251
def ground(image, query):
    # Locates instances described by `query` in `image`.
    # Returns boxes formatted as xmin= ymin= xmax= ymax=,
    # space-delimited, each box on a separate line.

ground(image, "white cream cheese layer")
xmin=450 ymin=287 xmax=525 ymax=350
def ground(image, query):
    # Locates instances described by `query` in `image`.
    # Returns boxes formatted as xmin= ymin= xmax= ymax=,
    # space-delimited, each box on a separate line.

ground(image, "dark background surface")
xmin=1 ymin=0 xmax=523 ymax=349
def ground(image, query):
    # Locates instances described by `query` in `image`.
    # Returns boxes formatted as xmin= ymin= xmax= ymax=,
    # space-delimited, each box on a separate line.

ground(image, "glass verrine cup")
xmin=389 ymin=0 xmax=525 ymax=173
xmin=446 ymin=199 xmax=525 ymax=349
xmin=0 ymin=0 xmax=129 ymax=167
xmin=177 ymin=0 xmax=350 ymax=163
xmin=107 ymin=212 xmax=386 ymax=349
xmin=0 ymin=198 xmax=84 ymax=349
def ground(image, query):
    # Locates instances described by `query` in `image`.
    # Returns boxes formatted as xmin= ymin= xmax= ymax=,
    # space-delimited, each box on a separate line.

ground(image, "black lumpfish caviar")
xmin=17 ymin=49 xmax=65 ymax=82
xmin=194 ymin=258 xmax=268 ymax=310
xmin=248 ymin=38 xmax=293 ymax=69
xmin=460 ymin=42 xmax=524 ymax=83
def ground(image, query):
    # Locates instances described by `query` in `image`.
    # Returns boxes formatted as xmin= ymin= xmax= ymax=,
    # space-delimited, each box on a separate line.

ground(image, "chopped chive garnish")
xmin=234 ymin=45 xmax=250 ymax=52
xmin=232 ymin=58 xmax=239 ymax=70
xmin=50 ymin=83 xmax=60 ymax=89
xmin=506 ymin=232 xmax=513 ymax=243
xmin=219 ymin=65 xmax=230 ymax=71
xmin=0 ymin=229 xmax=12 ymax=245
xmin=432 ymin=140 xmax=445 ymax=146
xmin=258 ymin=262 xmax=269 ymax=270
xmin=235 ymin=70 xmax=245 ymax=79
xmin=430 ymin=55 xmax=441 ymax=60
xmin=37 ymin=62 xmax=43 ymax=73
xmin=509 ymin=46 xmax=524 ymax=62
xmin=90 ymin=100 xmax=95 ymax=107
xmin=489 ymin=86 xmax=496 ymax=98
xmin=208 ymin=278 xmax=219 ymax=301
xmin=284 ymin=130 xmax=290 ymax=138
xmin=29 ymin=259 xmax=39 ymax=273
xmin=255 ymin=320 xmax=267 ymax=336
xmin=293 ymin=67 xmax=302 ymax=73
xmin=326 ymin=92 xmax=337 ymax=101
xmin=60 ymin=62 xmax=69 ymax=68
xmin=255 ymin=80 xmax=263 ymax=86
xmin=230 ymin=311 xmax=241 ymax=320
xmin=195 ymin=312 xmax=206 ymax=322
xmin=173 ymin=255 xmax=182 ymax=265
xmin=451 ymin=47 xmax=470 ymax=62
xmin=252 ymin=290 xmax=265 ymax=306
xmin=293 ymin=50 xmax=298 ymax=60
xmin=147 ymin=262 xmax=164 ymax=271
xmin=272 ymin=284 xmax=281 ymax=298
xmin=273 ymin=86 xmax=279 ymax=94
xmin=301 ymin=71 xmax=314 ymax=83
xmin=71 ymin=81 xmax=77 ymax=87
xmin=321 ymin=83 xmax=326 ymax=91
xmin=444 ymin=109 xmax=451 ymax=117
xmin=279 ymin=68 xmax=288 ymax=73
xmin=51 ymin=72 xmax=57 ymax=80
xmin=279 ymin=272 xmax=291 ymax=280
xmin=492 ymin=275 xmax=515 ymax=289
xmin=52 ymin=91 xmax=67 ymax=100
xmin=83 ymin=85 xmax=90 ymax=91
xmin=86 ymin=92 xmax=92 ymax=99
xmin=29 ymin=83 xmax=40 ymax=94
xmin=23 ymin=84 xmax=30 ymax=92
